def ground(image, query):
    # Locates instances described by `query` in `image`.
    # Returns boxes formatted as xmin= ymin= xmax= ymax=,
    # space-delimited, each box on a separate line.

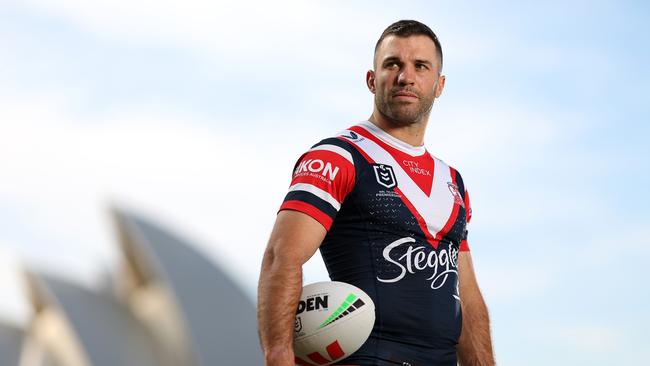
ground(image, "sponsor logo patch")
xmin=294 ymin=159 xmax=340 ymax=181
xmin=402 ymin=159 xmax=431 ymax=176
xmin=377 ymin=237 xmax=460 ymax=300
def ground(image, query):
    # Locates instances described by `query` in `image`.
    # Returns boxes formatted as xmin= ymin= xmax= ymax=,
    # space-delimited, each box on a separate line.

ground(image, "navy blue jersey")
xmin=281 ymin=121 xmax=472 ymax=366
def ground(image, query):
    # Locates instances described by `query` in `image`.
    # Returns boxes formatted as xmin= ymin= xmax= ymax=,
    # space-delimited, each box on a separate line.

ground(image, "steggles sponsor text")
xmin=377 ymin=237 xmax=459 ymax=291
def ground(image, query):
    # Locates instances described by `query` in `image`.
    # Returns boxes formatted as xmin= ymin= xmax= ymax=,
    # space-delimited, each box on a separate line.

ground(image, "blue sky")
xmin=1 ymin=1 xmax=649 ymax=364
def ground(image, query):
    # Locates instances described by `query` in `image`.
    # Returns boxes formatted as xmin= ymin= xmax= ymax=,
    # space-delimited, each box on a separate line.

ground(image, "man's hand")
xmin=457 ymin=251 xmax=495 ymax=366
xmin=257 ymin=210 xmax=327 ymax=366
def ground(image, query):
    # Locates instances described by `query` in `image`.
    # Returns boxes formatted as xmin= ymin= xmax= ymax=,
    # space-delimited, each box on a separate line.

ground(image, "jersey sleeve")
xmin=279 ymin=138 xmax=356 ymax=230
xmin=459 ymin=188 xmax=472 ymax=252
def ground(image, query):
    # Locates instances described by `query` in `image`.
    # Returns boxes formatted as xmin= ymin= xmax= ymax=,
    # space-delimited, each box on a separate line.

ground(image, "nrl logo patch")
xmin=294 ymin=316 xmax=303 ymax=333
xmin=373 ymin=164 xmax=397 ymax=189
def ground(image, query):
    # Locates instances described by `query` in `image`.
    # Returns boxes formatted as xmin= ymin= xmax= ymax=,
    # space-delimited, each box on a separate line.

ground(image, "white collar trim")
xmin=357 ymin=121 xmax=427 ymax=156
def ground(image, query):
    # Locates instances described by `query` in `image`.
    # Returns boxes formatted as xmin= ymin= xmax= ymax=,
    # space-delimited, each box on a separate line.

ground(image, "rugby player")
xmin=258 ymin=20 xmax=495 ymax=366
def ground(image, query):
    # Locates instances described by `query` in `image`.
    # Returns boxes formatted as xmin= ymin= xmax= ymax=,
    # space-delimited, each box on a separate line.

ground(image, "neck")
xmin=368 ymin=110 xmax=429 ymax=147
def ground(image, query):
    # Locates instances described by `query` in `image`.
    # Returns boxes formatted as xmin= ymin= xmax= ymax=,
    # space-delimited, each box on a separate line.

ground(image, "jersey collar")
xmin=358 ymin=120 xmax=427 ymax=157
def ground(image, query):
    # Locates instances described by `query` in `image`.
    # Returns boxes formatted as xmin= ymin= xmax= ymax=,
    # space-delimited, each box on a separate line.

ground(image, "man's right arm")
xmin=257 ymin=210 xmax=327 ymax=366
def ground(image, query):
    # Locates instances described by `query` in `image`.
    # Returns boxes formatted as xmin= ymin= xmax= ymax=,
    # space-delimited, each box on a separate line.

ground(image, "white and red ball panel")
xmin=293 ymin=281 xmax=375 ymax=366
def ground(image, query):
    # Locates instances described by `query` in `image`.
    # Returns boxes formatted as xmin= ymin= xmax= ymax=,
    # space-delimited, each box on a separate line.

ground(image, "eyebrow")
xmin=415 ymin=59 xmax=433 ymax=65
xmin=382 ymin=56 xmax=401 ymax=63
xmin=381 ymin=56 xmax=433 ymax=66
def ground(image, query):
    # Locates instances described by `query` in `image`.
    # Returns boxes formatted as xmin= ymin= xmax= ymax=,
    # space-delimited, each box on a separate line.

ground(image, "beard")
xmin=374 ymin=87 xmax=435 ymax=127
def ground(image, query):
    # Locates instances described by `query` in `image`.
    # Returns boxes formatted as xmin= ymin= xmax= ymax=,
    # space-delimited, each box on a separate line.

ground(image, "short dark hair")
xmin=374 ymin=20 xmax=443 ymax=71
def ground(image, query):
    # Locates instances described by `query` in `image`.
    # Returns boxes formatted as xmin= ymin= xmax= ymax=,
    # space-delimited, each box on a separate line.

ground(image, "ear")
xmin=366 ymin=70 xmax=376 ymax=94
xmin=435 ymin=74 xmax=446 ymax=98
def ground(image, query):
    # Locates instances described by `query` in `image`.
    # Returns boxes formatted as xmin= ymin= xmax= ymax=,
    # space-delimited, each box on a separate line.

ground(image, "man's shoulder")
xmin=427 ymin=152 xmax=468 ymax=187
xmin=310 ymin=135 xmax=354 ymax=150
xmin=290 ymin=125 xmax=363 ymax=171
xmin=301 ymin=124 xmax=366 ymax=161
xmin=310 ymin=124 xmax=362 ymax=148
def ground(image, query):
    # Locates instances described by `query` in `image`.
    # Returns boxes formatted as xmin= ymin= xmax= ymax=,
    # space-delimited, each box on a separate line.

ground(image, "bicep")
xmin=265 ymin=210 xmax=327 ymax=267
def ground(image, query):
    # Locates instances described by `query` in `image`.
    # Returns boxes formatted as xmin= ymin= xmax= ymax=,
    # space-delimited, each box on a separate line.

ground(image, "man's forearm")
xmin=257 ymin=247 xmax=303 ymax=366
xmin=457 ymin=291 xmax=495 ymax=366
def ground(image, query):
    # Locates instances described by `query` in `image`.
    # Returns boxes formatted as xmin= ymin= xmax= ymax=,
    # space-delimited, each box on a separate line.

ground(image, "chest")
xmin=346 ymin=139 xmax=467 ymax=246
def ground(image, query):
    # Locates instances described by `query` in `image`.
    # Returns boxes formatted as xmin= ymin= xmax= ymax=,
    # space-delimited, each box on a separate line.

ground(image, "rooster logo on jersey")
xmin=447 ymin=182 xmax=465 ymax=209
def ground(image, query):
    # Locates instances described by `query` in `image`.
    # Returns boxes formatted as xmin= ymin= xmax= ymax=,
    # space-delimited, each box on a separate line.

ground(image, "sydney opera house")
xmin=0 ymin=209 xmax=263 ymax=365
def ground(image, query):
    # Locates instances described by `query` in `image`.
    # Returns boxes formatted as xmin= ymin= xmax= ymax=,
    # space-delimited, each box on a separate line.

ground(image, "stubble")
xmin=375 ymin=87 xmax=435 ymax=127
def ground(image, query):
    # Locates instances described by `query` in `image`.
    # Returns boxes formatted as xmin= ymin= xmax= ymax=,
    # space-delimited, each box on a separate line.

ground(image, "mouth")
xmin=392 ymin=90 xmax=419 ymax=100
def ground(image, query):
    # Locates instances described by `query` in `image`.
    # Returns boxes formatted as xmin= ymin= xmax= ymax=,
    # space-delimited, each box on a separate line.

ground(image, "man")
xmin=258 ymin=20 xmax=495 ymax=366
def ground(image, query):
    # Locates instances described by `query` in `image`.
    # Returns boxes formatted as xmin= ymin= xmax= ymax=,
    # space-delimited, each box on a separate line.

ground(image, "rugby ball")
xmin=293 ymin=281 xmax=375 ymax=366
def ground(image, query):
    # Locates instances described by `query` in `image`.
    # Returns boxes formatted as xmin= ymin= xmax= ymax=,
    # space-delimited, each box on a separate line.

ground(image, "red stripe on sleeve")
xmin=280 ymin=200 xmax=334 ymax=230
xmin=462 ymin=188 xmax=471 ymax=251
xmin=290 ymin=149 xmax=355 ymax=206
xmin=464 ymin=189 xmax=472 ymax=224
xmin=459 ymin=239 xmax=470 ymax=252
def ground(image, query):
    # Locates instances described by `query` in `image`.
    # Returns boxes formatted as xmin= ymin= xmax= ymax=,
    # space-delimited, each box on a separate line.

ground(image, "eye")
xmin=416 ymin=63 xmax=429 ymax=70
xmin=384 ymin=60 xmax=400 ymax=69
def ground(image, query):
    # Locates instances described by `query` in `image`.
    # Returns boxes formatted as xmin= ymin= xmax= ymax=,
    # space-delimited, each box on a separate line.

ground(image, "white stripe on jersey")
xmin=345 ymin=127 xmax=454 ymax=239
xmin=358 ymin=121 xmax=426 ymax=156
xmin=308 ymin=144 xmax=354 ymax=165
xmin=288 ymin=183 xmax=342 ymax=211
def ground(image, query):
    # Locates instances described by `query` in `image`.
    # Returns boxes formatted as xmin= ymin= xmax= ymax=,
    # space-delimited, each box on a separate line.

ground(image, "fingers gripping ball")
xmin=293 ymin=281 xmax=375 ymax=366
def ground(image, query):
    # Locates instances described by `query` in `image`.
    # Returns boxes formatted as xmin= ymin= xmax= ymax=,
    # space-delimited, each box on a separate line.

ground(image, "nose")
xmin=397 ymin=65 xmax=415 ymax=86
